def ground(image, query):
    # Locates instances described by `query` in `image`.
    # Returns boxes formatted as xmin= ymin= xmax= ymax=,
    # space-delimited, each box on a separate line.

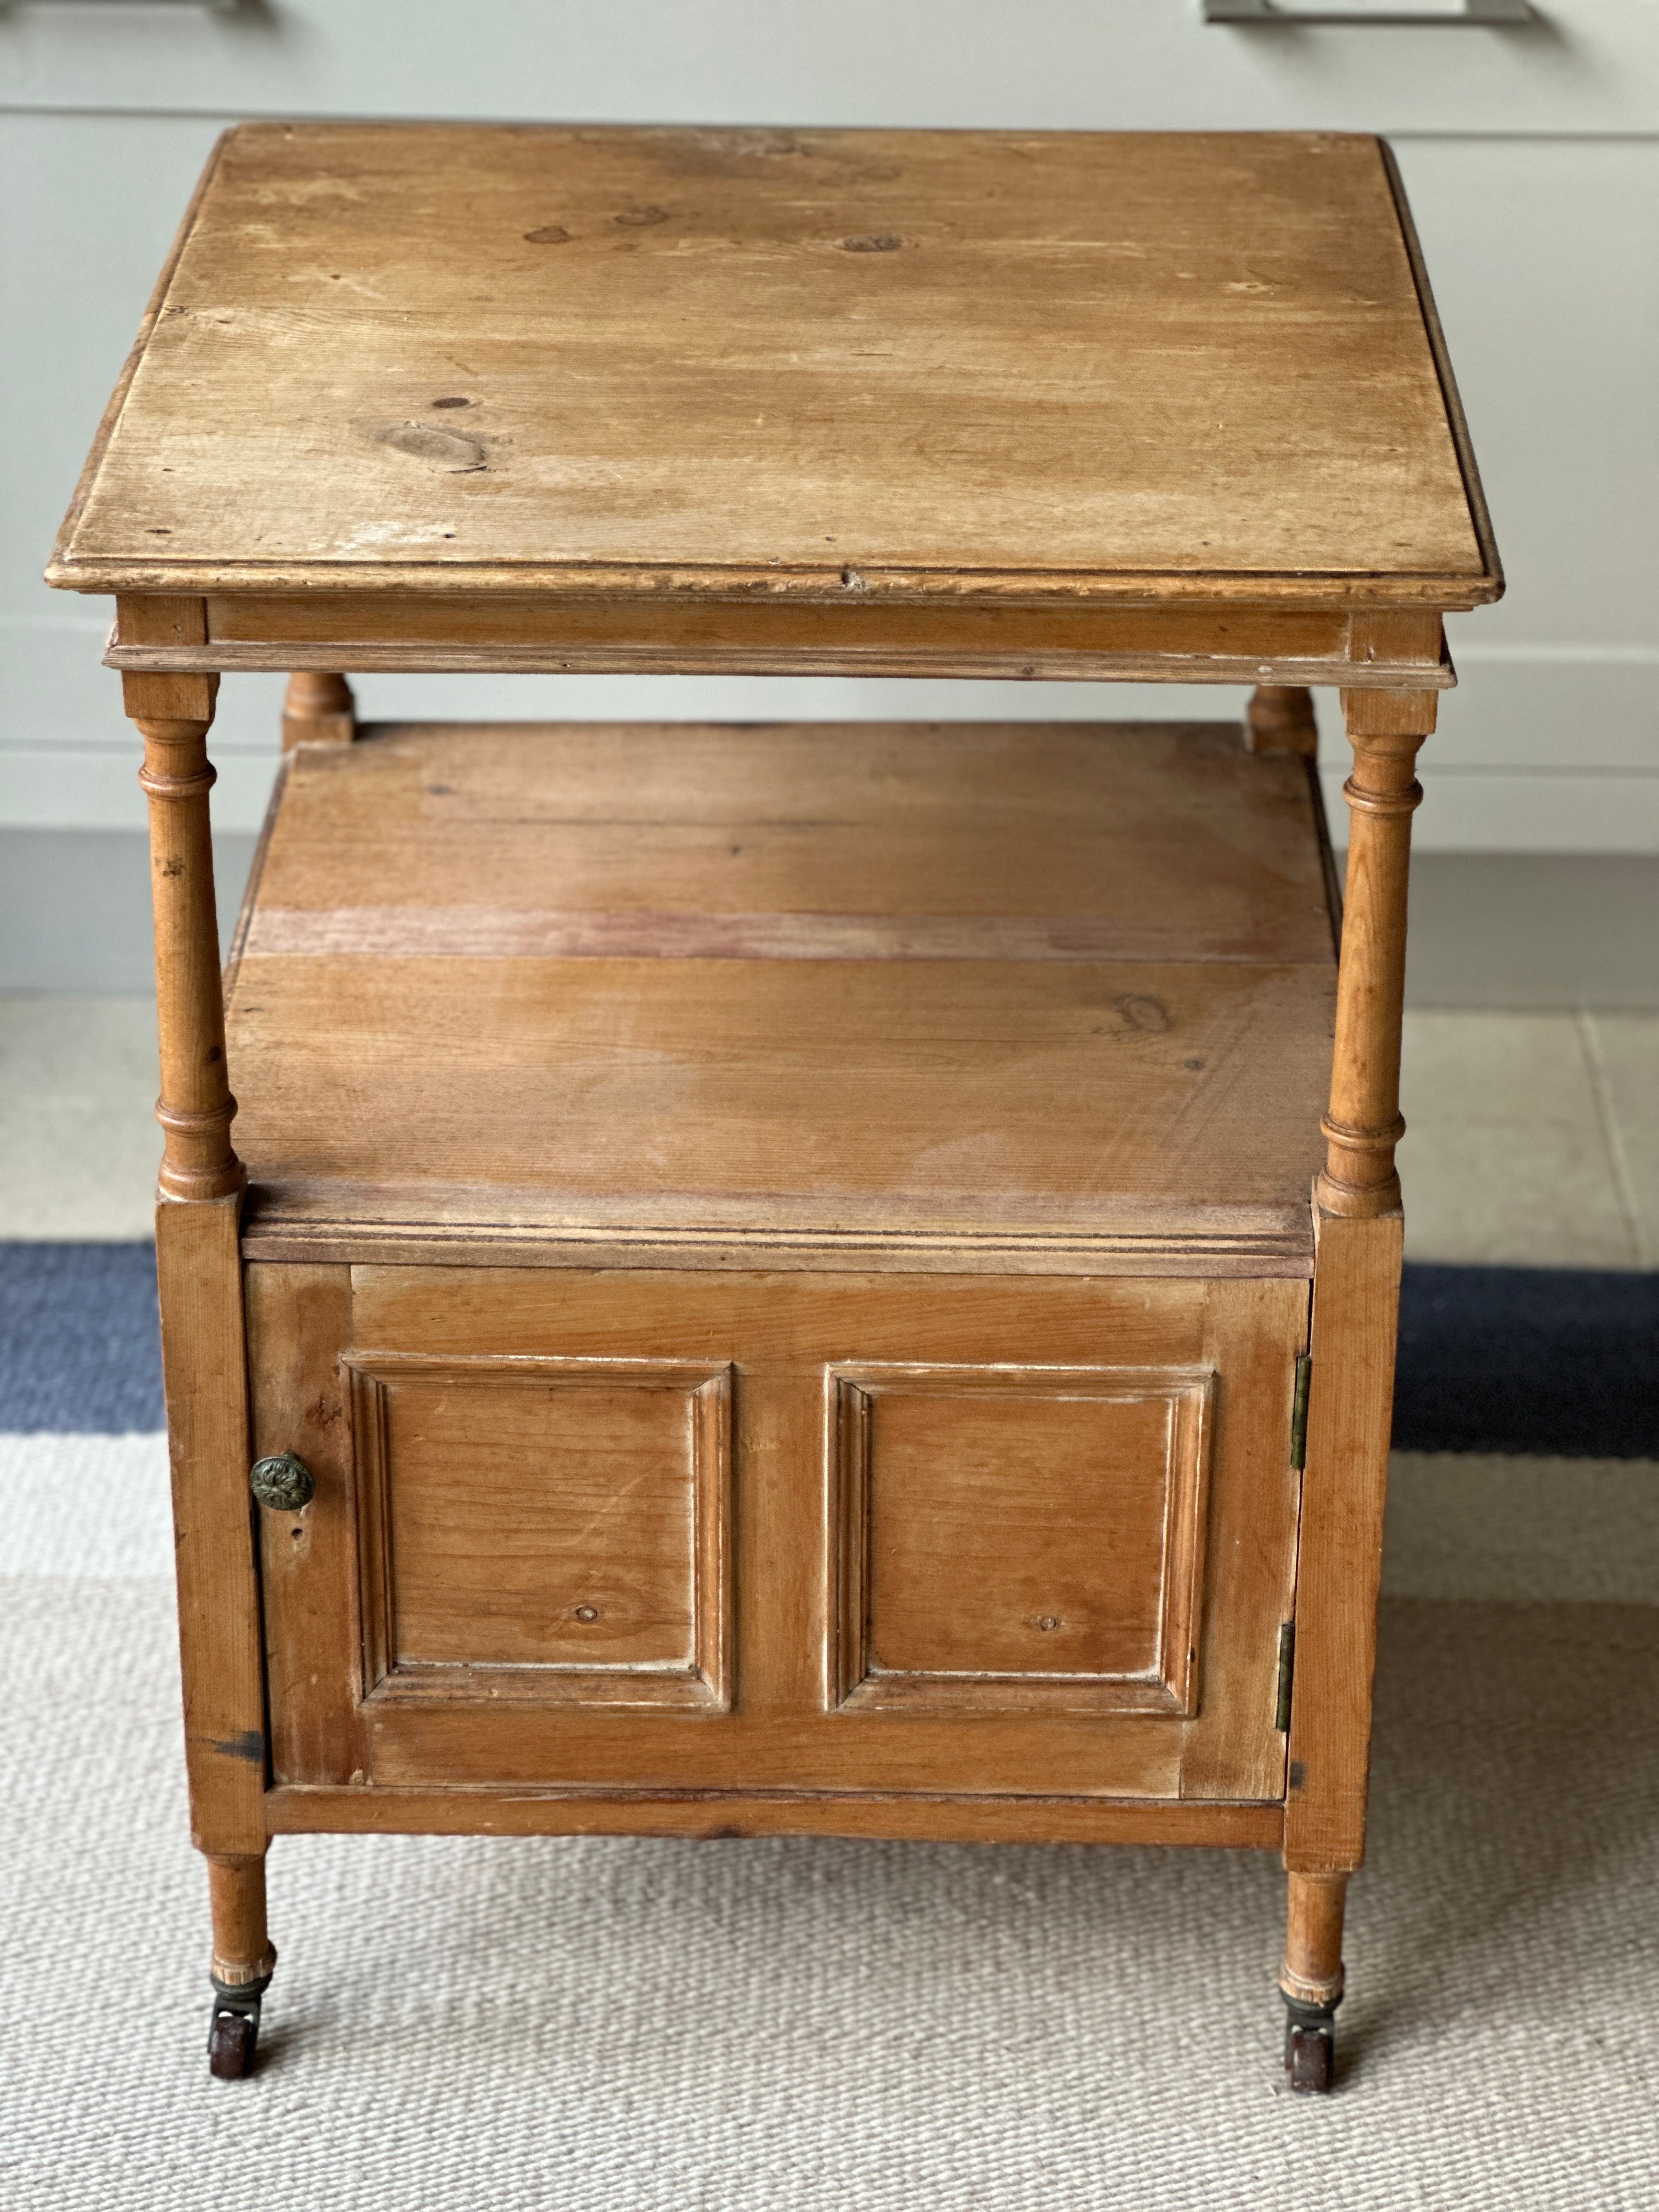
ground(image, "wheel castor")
xmin=1283 ymin=1996 xmax=1339 ymax=2095
xmin=208 ymin=2005 xmax=258 ymax=2079
xmin=207 ymin=1970 xmax=271 ymax=2080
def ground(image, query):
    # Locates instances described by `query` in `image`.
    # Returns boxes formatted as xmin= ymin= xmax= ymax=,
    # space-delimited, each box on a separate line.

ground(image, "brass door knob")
xmin=250 ymin=1453 xmax=315 ymax=1511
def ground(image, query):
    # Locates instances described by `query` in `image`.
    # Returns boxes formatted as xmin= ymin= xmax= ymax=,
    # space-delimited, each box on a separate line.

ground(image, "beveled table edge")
xmin=53 ymin=558 xmax=1502 ymax=609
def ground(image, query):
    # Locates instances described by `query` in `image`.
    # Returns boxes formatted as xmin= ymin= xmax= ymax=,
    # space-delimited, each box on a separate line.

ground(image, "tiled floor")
xmin=1398 ymin=1009 xmax=1656 ymax=1267
xmin=1584 ymin=1014 xmax=1659 ymax=1267
xmin=4 ymin=992 xmax=1657 ymax=1263
xmin=0 ymin=994 xmax=163 ymax=1240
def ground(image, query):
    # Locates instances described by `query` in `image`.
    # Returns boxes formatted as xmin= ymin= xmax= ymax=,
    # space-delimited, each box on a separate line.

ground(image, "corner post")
xmin=1245 ymin=684 xmax=1318 ymax=757
xmin=281 ymin=670 xmax=356 ymax=751
xmin=1278 ymin=685 xmax=1432 ymax=2087
xmin=125 ymin=667 xmax=243 ymax=1202
xmin=1317 ymin=689 xmax=1435 ymax=1217
xmin=119 ymin=600 xmax=272 ymax=2070
xmin=125 ymin=659 xmax=268 ymax=1836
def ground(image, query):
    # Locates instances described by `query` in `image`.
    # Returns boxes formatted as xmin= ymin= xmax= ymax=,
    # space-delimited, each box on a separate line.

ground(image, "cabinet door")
xmin=247 ymin=1264 xmax=1307 ymax=1808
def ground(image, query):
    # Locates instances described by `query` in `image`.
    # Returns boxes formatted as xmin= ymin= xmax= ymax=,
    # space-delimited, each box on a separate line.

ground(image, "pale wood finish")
xmin=263 ymin=1787 xmax=1284 ymax=1850
xmin=247 ymin=1262 xmax=370 ymax=1789
xmin=1280 ymin=1871 xmax=1348 ymax=2008
xmin=50 ymin=126 xmax=1497 ymax=610
xmin=1283 ymin=1205 xmax=1404 ymax=1874
xmin=1318 ymin=689 xmax=1435 ymax=1216
xmin=206 ymin=1854 xmax=274 ymax=1988
xmin=281 ymin=670 xmax=356 ymax=751
xmin=348 ymin=1355 xmax=731 ymax=1711
xmin=1375 ymin=139 xmax=1502 ymax=606
xmin=1245 ymin=685 xmax=1319 ymax=759
xmin=156 ymin=1196 xmax=264 ymax=1854
xmin=110 ymin=635 xmax=1446 ymax=689
xmin=830 ymin=1365 xmax=1211 ymax=1717
xmin=244 ymin=1265 xmax=1305 ymax=1806
xmin=224 ymin=720 xmax=1335 ymax=1277
xmin=235 ymin=718 xmax=1335 ymax=955
xmin=123 ymin=614 xmax=240 ymax=1203
xmin=102 ymin=595 xmax=1457 ymax=690
xmin=47 ymin=125 xmax=1505 ymax=2060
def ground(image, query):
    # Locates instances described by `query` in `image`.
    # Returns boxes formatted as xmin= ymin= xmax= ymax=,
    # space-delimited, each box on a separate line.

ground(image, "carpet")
xmin=2 ymin=1577 xmax=1656 ymax=2210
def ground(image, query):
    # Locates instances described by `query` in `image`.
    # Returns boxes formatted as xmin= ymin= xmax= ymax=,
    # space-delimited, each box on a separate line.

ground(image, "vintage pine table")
xmin=48 ymin=123 xmax=1500 ymax=2091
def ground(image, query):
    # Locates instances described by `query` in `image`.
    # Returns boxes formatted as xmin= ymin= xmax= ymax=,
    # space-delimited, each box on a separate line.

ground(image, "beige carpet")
xmin=4 ymin=1574 xmax=1657 ymax=2211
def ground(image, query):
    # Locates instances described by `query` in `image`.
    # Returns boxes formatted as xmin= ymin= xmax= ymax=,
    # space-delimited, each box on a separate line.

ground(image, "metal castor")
xmin=1283 ymin=1995 xmax=1339 ymax=2095
xmin=207 ymin=1971 xmax=270 ymax=2080
xmin=207 ymin=2007 xmax=257 ymax=2079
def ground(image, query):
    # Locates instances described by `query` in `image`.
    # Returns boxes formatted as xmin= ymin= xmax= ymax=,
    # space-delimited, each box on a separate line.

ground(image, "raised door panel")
xmin=831 ymin=1366 xmax=1211 ymax=1716
xmin=349 ymin=1356 xmax=730 ymax=1711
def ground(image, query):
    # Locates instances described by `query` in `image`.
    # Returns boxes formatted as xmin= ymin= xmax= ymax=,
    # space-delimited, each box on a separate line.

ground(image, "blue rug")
xmin=0 ymin=1244 xmax=165 ymax=1432
xmin=1 ymin=1244 xmax=1655 ymax=1455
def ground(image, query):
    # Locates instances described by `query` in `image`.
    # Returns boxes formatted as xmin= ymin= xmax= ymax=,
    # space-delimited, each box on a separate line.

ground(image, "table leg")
xmin=1317 ymin=687 xmax=1432 ymax=1221
xmin=1280 ymin=1871 xmax=1347 ymax=2093
xmin=1245 ymin=684 xmax=1318 ymax=756
xmin=206 ymin=1852 xmax=276 ymax=2079
xmin=128 ymin=673 xmax=240 ymax=1204
xmin=281 ymin=670 xmax=356 ymax=751
xmin=124 ymin=668 xmax=273 ymax=2076
xmin=1277 ymin=686 xmax=1435 ymax=2090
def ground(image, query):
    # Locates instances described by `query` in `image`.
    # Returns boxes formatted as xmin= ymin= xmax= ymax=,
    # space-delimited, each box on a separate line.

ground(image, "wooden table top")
xmin=50 ymin=123 xmax=1498 ymax=612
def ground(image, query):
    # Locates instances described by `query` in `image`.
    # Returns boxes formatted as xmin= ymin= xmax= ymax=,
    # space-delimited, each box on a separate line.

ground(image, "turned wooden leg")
xmin=1316 ymin=689 xmax=1435 ymax=1219
xmin=1276 ymin=686 xmax=1435 ymax=2093
xmin=281 ymin=670 xmax=356 ymax=751
xmin=1245 ymin=684 xmax=1318 ymax=757
xmin=1280 ymin=1871 xmax=1347 ymax=2094
xmin=126 ymin=674 xmax=242 ymax=1204
xmin=206 ymin=1852 xmax=276 ymax=2079
xmin=120 ymin=630 xmax=270 ymax=2075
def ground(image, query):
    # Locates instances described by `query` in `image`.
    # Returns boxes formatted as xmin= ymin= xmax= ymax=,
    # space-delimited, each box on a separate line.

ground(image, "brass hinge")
xmin=1275 ymin=1621 xmax=1296 ymax=1735
xmin=1290 ymin=1354 xmax=1312 ymax=1471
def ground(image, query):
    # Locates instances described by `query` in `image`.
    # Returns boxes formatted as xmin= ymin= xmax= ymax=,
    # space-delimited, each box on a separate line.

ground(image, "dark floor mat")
xmin=1394 ymin=1263 xmax=1659 ymax=1458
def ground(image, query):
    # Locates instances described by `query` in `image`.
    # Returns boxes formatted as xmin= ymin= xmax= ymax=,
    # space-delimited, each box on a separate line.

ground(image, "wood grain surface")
xmin=50 ymin=125 xmax=1496 ymax=606
xmin=831 ymin=1364 xmax=1211 ymax=1716
xmin=101 ymin=595 xmax=1457 ymax=686
xmin=1283 ymin=1205 xmax=1404 ymax=1873
xmin=247 ymin=1262 xmax=370 ymax=1790
xmin=263 ymin=1786 xmax=1284 ymax=1849
xmin=348 ymin=1355 xmax=731 ymax=1710
xmin=156 ymin=1196 xmax=264 ymax=1853
xmin=226 ymin=719 xmax=1336 ymax=1273
xmin=245 ymin=1265 xmax=1305 ymax=1805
